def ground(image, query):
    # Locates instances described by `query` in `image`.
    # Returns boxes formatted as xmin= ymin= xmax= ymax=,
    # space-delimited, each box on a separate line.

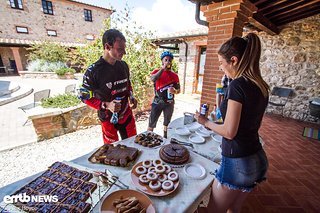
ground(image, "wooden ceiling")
xmin=189 ymin=0 xmax=320 ymax=35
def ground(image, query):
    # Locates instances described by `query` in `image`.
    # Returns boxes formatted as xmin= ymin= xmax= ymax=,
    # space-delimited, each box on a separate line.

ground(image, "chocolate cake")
xmin=11 ymin=162 xmax=95 ymax=213
xmin=159 ymin=144 xmax=190 ymax=164
xmin=91 ymin=144 xmax=139 ymax=167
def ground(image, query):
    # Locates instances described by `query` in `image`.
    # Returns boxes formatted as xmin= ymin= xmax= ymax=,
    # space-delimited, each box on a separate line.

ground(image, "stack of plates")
xmin=185 ymin=122 xmax=202 ymax=132
xmin=175 ymin=127 xmax=191 ymax=136
xmin=188 ymin=133 xmax=205 ymax=144
xmin=195 ymin=129 xmax=211 ymax=137
xmin=211 ymin=134 xmax=223 ymax=143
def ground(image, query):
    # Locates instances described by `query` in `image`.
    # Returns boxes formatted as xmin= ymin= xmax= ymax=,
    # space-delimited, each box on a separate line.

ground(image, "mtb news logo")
xmin=3 ymin=193 xmax=59 ymax=204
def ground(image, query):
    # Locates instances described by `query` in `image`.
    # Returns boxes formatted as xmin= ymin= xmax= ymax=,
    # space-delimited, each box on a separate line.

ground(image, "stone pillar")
xmin=200 ymin=0 xmax=257 ymax=110
xmin=10 ymin=47 xmax=23 ymax=72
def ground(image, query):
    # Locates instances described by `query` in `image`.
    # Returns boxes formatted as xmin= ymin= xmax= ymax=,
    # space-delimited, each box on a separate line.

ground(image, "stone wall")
xmin=30 ymin=104 xmax=100 ymax=141
xmin=0 ymin=0 xmax=112 ymax=43
xmin=259 ymin=14 xmax=320 ymax=120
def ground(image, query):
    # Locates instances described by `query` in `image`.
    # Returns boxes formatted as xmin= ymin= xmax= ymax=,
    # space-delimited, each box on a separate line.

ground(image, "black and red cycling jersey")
xmin=81 ymin=57 xmax=133 ymax=122
xmin=151 ymin=68 xmax=180 ymax=104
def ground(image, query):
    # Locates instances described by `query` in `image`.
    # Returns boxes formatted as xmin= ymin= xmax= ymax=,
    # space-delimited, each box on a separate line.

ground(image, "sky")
xmin=83 ymin=0 xmax=205 ymax=35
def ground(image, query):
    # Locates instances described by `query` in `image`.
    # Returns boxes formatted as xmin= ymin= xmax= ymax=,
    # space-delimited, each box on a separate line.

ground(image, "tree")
xmin=72 ymin=5 xmax=160 ymax=111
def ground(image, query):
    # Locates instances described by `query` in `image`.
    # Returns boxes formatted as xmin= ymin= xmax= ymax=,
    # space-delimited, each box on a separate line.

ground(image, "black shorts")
xmin=148 ymin=102 xmax=174 ymax=128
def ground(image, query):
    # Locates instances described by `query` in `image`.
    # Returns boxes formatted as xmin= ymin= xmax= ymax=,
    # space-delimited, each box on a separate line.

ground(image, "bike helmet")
xmin=160 ymin=51 xmax=174 ymax=60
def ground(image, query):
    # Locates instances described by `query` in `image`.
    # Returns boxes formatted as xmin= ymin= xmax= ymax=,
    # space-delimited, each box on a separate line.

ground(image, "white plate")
xmin=189 ymin=134 xmax=206 ymax=143
xmin=188 ymin=134 xmax=205 ymax=144
xmin=195 ymin=129 xmax=210 ymax=137
xmin=185 ymin=122 xmax=202 ymax=132
xmin=184 ymin=163 xmax=206 ymax=179
xmin=199 ymin=126 xmax=214 ymax=135
xmin=175 ymin=127 xmax=191 ymax=136
xmin=212 ymin=134 xmax=223 ymax=143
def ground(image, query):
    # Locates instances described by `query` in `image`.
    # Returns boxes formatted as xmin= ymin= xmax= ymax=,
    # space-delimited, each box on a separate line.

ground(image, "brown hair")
xmin=218 ymin=33 xmax=269 ymax=97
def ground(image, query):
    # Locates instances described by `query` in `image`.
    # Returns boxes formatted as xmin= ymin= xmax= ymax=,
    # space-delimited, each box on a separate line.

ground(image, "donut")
xmin=164 ymin=164 xmax=172 ymax=174
xmin=157 ymin=173 xmax=167 ymax=182
xmin=146 ymin=172 xmax=158 ymax=181
xmin=149 ymin=180 xmax=161 ymax=191
xmin=152 ymin=159 xmax=163 ymax=167
xmin=135 ymin=166 xmax=147 ymax=175
xmin=148 ymin=166 xmax=156 ymax=173
xmin=142 ymin=160 xmax=153 ymax=168
xmin=138 ymin=174 xmax=149 ymax=184
xmin=162 ymin=180 xmax=174 ymax=191
xmin=168 ymin=171 xmax=179 ymax=182
xmin=155 ymin=164 xmax=166 ymax=174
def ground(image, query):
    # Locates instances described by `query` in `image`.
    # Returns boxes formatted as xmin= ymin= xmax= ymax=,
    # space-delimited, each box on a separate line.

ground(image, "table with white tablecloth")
xmin=0 ymin=133 xmax=219 ymax=213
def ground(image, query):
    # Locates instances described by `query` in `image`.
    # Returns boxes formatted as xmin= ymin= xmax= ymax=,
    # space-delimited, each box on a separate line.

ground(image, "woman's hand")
xmin=194 ymin=111 xmax=209 ymax=126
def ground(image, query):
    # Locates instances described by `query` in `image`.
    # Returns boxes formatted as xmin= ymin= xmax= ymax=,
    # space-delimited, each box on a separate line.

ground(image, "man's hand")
xmin=162 ymin=61 xmax=171 ymax=70
xmin=130 ymin=97 xmax=138 ymax=109
xmin=168 ymin=87 xmax=176 ymax=94
xmin=101 ymin=100 xmax=121 ymax=113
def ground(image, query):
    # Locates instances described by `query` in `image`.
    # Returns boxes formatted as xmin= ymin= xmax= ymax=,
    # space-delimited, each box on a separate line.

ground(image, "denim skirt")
xmin=215 ymin=149 xmax=268 ymax=192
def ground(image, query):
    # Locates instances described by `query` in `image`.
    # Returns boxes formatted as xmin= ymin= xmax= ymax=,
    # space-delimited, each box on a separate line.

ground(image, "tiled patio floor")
xmin=242 ymin=114 xmax=320 ymax=213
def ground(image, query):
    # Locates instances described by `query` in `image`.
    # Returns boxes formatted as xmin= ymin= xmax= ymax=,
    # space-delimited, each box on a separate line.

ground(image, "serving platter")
xmin=100 ymin=189 xmax=155 ymax=213
xmin=131 ymin=161 xmax=179 ymax=197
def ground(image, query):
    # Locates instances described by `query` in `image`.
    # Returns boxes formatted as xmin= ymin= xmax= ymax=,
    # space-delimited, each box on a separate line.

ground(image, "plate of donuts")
xmin=131 ymin=159 xmax=180 ymax=196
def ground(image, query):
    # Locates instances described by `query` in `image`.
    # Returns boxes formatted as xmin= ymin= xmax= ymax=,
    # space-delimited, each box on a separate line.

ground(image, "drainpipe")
xmin=195 ymin=2 xmax=208 ymax=27
xmin=182 ymin=41 xmax=188 ymax=94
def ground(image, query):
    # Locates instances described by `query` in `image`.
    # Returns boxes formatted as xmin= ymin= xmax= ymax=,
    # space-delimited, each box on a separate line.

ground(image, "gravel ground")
xmin=0 ymin=97 xmax=199 ymax=188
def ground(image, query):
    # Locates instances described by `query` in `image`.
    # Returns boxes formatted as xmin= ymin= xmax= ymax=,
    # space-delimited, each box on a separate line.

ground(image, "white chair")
xmin=65 ymin=84 xmax=76 ymax=94
xmin=18 ymin=89 xmax=50 ymax=125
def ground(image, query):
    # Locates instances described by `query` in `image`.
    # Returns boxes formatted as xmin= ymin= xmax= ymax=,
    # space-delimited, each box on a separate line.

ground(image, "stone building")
xmin=154 ymin=1 xmax=319 ymax=121
xmin=0 ymin=0 xmax=113 ymax=74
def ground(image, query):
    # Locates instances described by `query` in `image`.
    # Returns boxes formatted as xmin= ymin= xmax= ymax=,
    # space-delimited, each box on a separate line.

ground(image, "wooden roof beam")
xmin=248 ymin=12 xmax=280 ymax=35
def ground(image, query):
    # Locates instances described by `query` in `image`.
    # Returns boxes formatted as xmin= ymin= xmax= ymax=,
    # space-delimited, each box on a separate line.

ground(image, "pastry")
xmin=135 ymin=166 xmax=147 ymax=175
xmin=168 ymin=171 xmax=179 ymax=182
xmin=146 ymin=172 xmax=158 ymax=181
xmin=134 ymin=132 xmax=163 ymax=148
xmin=12 ymin=161 xmax=94 ymax=213
xmin=152 ymin=159 xmax=163 ymax=167
xmin=155 ymin=164 xmax=166 ymax=174
xmin=138 ymin=174 xmax=149 ymax=184
xmin=147 ymin=166 xmax=156 ymax=173
xmin=159 ymin=144 xmax=189 ymax=164
xmin=157 ymin=173 xmax=167 ymax=182
xmin=162 ymin=180 xmax=174 ymax=191
xmin=91 ymin=144 xmax=139 ymax=167
xmin=149 ymin=180 xmax=161 ymax=191
xmin=142 ymin=160 xmax=152 ymax=168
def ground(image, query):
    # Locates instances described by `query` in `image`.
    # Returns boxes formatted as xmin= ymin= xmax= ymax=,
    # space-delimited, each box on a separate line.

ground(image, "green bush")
xmin=55 ymin=67 xmax=76 ymax=76
xmin=41 ymin=93 xmax=81 ymax=108
xmin=27 ymin=59 xmax=66 ymax=72
xmin=27 ymin=41 xmax=68 ymax=62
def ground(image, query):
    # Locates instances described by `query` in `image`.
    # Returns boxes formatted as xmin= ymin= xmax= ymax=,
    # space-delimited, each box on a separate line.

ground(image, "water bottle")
xmin=167 ymin=88 xmax=173 ymax=100
xmin=216 ymin=107 xmax=223 ymax=123
xmin=200 ymin=103 xmax=208 ymax=117
xmin=210 ymin=105 xmax=217 ymax=121
xmin=110 ymin=97 xmax=121 ymax=124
